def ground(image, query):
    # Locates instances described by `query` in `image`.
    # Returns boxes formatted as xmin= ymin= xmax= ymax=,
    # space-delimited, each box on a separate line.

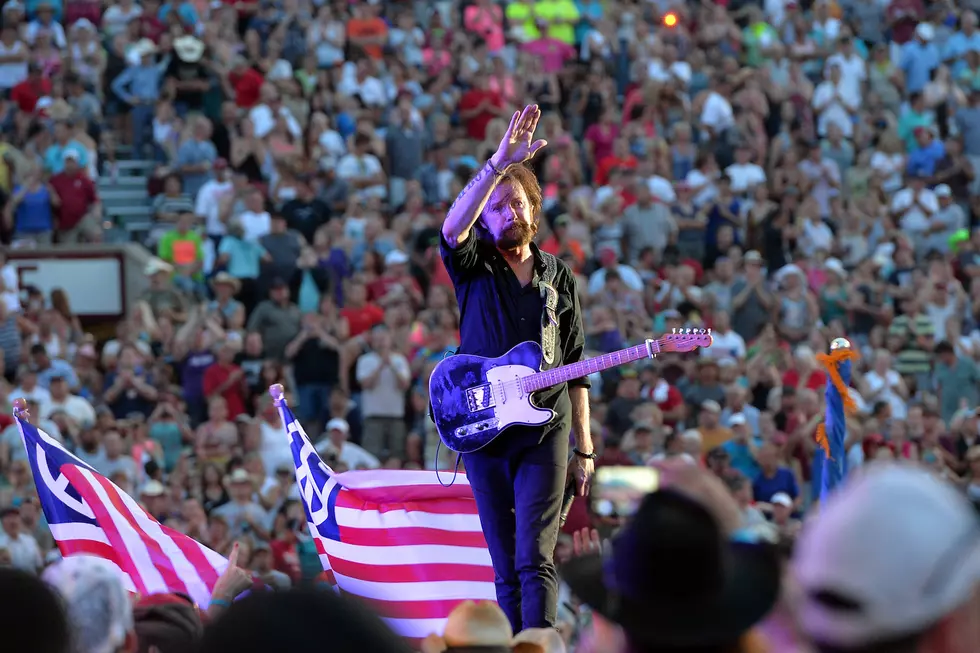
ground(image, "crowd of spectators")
xmin=1 ymin=0 xmax=980 ymax=650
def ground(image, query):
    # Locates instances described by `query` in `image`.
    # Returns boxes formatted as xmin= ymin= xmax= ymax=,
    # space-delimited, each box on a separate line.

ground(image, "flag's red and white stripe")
xmin=17 ymin=417 xmax=227 ymax=607
xmin=278 ymin=404 xmax=496 ymax=646
xmin=313 ymin=470 xmax=495 ymax=643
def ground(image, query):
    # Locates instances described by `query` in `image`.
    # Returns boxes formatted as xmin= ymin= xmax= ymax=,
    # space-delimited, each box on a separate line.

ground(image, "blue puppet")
xmin=813 ymin=338 xmax=859 ymax=503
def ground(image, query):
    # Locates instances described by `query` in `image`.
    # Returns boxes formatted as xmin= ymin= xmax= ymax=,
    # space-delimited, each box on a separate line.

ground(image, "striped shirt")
xmin=890 ymin=314 xmax=935 ymax=376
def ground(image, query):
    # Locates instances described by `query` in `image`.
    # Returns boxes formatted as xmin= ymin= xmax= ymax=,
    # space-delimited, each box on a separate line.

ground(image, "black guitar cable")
xmin=433 ymin=437 xmax=463 ymax=488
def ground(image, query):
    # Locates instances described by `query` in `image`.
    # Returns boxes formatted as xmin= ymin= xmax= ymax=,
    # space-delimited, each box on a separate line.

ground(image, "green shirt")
xmin=533 ymin=0 xmax=579 ymax=45
xmin=742 ymin=22 xmax=779 ymax=68
xmin=157 ymin=229 xmax=205 ymax=281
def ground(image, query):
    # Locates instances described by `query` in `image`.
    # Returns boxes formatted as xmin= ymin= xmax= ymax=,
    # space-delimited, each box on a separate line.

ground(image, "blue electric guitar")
xmin=429 ymin=329 xmax=713 ymax=453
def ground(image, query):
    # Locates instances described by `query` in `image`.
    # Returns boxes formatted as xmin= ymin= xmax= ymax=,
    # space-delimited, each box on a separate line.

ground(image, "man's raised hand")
xmin=491 ymin=104 xmax=548 ymax=169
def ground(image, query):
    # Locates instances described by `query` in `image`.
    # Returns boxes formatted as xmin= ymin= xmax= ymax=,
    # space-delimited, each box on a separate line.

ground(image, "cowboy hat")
xmin=144 ymin=258 xmax=174 ymax=276
xmin=562 ymin=490 xmax=780 ymax=647
xmin=511 ymin=628 xmax=564 ymax=653
xmin=423 ymin=601 xmax=516 ymax=653
xmin=46 ymin=99 xmax=73 ymax=122
xmin=173 ymin=35 xmax=205 ymax=63
xmin=210 ymin=271 xmax=241 ymax=293
xmin=132 ymin=38 xmax=158 ymax=58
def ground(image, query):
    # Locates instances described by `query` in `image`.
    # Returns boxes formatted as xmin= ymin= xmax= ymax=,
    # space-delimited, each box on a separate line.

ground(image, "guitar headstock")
xmin=659 ymin=328 xmax=713 ymax=353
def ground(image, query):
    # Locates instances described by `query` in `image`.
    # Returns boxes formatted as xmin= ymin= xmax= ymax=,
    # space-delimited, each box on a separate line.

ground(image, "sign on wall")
xmin=8 ymin=254 xmax=125 ymax=319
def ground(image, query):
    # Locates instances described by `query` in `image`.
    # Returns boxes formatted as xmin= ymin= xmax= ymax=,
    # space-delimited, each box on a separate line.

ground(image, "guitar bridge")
xmin=455 ymin=418 xmax=500 ymax=437
xmin=464 ymin=383 xmax=496 ymax=412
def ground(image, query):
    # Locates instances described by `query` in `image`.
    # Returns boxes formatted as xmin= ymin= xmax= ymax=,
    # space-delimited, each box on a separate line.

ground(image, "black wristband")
xmin=487 ymin=159 xmax=506 ymax=176
xmin=573 ymin=448 xmax=597 ymax=460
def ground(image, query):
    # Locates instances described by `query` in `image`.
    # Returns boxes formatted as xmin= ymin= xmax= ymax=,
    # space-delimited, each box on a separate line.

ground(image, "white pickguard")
xmin=485 ymin=364 xmax=553 ymax=428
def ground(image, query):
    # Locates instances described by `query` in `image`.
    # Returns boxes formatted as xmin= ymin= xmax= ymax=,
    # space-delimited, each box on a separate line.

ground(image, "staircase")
xmin=97 ymin=148 xmax=156 ymax=244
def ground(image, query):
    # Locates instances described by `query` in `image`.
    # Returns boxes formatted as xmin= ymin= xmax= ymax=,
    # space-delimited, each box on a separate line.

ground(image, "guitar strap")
xmin=539 ymin=251 xmax=560 ymax=366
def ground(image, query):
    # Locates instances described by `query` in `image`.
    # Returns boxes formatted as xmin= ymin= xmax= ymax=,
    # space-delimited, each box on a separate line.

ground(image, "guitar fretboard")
xmin=521 ymin=343 xmax=653 ymax=393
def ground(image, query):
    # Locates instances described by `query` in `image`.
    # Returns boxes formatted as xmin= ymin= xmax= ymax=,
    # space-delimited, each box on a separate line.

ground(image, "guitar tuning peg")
xmin=686 ymin=328 xmax=692 ymax=334
xmin=707 ymin=328 xmax=712 ymax=334
xmin=672 ymin=328 xmax=677 ymax=334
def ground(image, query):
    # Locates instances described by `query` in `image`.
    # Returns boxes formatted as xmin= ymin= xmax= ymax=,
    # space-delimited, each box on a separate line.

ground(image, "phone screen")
xmin=591 ymin=466 xmax=658 ymax=518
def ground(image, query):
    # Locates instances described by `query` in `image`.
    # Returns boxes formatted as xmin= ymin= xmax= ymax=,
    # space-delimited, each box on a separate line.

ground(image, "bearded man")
xmin=439 ymin=104 xmax=594 ymax=633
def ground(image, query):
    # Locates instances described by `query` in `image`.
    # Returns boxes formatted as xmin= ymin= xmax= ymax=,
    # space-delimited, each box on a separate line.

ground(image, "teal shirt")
xmin=43 ymin=141 xmax=89 ymax=174
xmin=218 ymin=236 xmax=266 ymax=279
xmin=149 ymin=422 xmax=184 ymax=472
xmin=722 ymin=437 xmax=763 ymax=481
xmin=574 ymin=0 xmax=603 ymax=43
xmin=26 ymin=0 xmax=62 ymax=21
xmin=898 ymin=109 xmax=934 ymax=150
xmin=296 ymin=536 xmax=323 ymax=581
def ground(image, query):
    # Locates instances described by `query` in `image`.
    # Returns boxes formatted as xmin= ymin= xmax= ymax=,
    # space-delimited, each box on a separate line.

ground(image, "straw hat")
xmin=46 ymin=99 xmax=73 ymax=121
xmin=144 ymin=258 xmax=173 ymax=276
xmin=422 ymin=601 xmax=515 ymax=652
xmin=210 ymin=271 xmax=241 ymax=293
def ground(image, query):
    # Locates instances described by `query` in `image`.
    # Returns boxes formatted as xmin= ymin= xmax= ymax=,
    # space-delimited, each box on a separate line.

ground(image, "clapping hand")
xmin=490 ymin=104 xmax=548 ymax=170
xmin=571 ymin=527 xmax=602 ymax=557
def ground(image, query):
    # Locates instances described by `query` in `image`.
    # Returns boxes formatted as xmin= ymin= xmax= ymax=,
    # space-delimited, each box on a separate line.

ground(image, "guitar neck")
xmin=524 ymin=342 xmax=654 ymax=393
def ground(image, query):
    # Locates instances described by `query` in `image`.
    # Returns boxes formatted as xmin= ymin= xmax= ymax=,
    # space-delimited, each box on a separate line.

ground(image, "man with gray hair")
xmin=43 ymin=556 xmax=136 ymax=653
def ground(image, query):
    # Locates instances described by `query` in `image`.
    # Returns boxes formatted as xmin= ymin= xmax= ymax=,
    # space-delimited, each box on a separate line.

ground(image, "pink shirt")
xmin=488 ymin=74 xmax=516 ymax=103
xmin=422 ymin=49 xmax=452 ymax=76
xmin=464 ymin=5 xmax=505 ymax=52
xmin=521 ymin=38 xmax=575 ymax=73
xmin=584 ymin=123 xmax=619 ymax=163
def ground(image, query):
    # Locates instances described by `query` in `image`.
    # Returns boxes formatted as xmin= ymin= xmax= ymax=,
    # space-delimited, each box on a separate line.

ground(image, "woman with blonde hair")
xmin=869 ymin=129 xmax=906 ymax=194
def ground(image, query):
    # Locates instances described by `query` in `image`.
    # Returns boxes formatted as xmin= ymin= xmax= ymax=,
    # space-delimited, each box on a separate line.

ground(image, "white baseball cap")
xmin=770 ymin=492 xmax=792 ymax=508
xmin=793 ymin=464 xmax=980 ymax=648
xmin=326 ymin=418 xmax=350 ymax=433
xmin=384 ymin=250 xmax=409 ymax=266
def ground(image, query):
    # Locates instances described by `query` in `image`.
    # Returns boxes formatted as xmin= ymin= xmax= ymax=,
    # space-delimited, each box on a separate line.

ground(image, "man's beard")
xmin=494 ymin=221 xmax=536 ymax=249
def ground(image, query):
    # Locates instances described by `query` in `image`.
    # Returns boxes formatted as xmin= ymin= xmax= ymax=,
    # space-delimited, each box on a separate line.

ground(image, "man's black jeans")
xmin=462 ymin=428 xmax=569 ymax=633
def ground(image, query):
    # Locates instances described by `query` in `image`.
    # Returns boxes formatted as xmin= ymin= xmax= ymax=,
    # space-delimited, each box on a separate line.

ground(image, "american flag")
xmin=271 ymin=386 xmax=495 ymax=646
xmin=14 ymin=411 xmax=229 ymax=607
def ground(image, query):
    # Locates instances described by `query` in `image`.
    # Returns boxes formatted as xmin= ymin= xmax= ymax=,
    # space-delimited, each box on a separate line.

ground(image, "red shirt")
xmin=458 ymin=89 xmax=502 ymax=140
xmin=642 ymin=384 xmax=684 ymax=427
xmin=49 ymin=172 xmax=98 ymax=231
xmin=138 ymin=15 xmax=166 ymax=43
xmin=224 ymin=0 xmax=259 ymax=17
xmin=366 ymin=275 xmax=422 ymax=304
xmin=781 ymin=369 xmax=828 ymax=392
xmin=618 ymin=188 xmax=637 ymax=209
xmin=229 ymin=68 xmax=264 ymax=109
xmin=560 ymin=493 xmax=592 ymax=535
xmin=11 ymin=78 xmax=51 ymax=113
xmin=430 ymin=258 xmax=454 ymax=289
xmin=271 ymin=539 xmax=301 ymax=581
xmin=341 ymin=304 xmax=384 ymax=337
xmin=202 ymin=363 xmax=247 ymax=418
xmin=886 ymin=0 xmax=924 ymax=44
xmin=594 ymin=154 xmax=637 ymax=187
